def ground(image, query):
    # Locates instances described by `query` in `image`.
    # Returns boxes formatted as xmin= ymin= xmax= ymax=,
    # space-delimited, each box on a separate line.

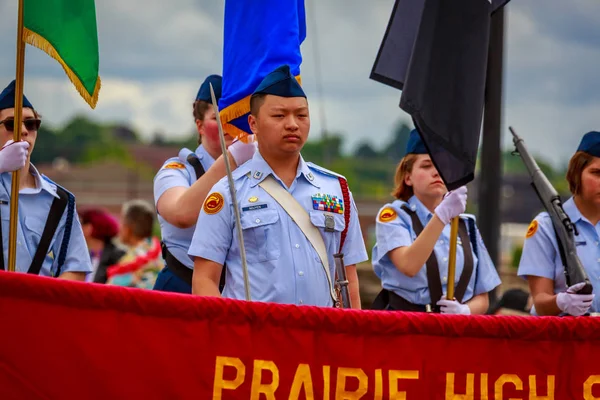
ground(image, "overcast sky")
xmin=0 ymin=0 xmax=598 ymax=167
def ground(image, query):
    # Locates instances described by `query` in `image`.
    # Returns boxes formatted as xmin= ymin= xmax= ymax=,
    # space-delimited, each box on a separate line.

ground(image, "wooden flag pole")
xmin=8 ymin=0 xmax=26 ymax=272
xmin=446 ymin=216 xmax=460 ymax=300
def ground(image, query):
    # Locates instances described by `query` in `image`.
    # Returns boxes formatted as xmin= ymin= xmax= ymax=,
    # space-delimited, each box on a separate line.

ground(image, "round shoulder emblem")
xmin=163 ymin=161 xmax=185 ymax=170
xmin=378 ymin=207 xmax=397 ymax=223
xmin=203 ymin=192 xmax=225 ymax=215
xmin=525 ymin=219 xmax=538 ymax=239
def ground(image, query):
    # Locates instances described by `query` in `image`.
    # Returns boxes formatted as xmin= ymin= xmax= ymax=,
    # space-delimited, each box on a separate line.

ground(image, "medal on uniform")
xmin=311 ymin=193 xmax=344 ymax=214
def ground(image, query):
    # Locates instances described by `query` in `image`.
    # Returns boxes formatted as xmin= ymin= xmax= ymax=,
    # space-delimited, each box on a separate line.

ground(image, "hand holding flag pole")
xmin=7 ymin=0 xmax=27 ymax=272
xmin=435 ymin=186 xmax=468 ymax=302
xmin=8 ymin=0 xmax=101 ymax=272
xmin=209 ymin=83 xmax=251 ymax=301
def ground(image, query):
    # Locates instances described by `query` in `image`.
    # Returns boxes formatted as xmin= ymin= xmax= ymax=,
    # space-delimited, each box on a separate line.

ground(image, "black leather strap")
xmin=28 ymin=191 xmax=68 ymax=275
xmin=401 ymin=205 xmax=443 ymax=311
xmin=186 ymin=153 xmax=206 ymax=181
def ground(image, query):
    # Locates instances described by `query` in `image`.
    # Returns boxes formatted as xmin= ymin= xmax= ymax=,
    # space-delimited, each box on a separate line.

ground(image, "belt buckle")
xmin=425 ymin=304 xmax=433 ymax=313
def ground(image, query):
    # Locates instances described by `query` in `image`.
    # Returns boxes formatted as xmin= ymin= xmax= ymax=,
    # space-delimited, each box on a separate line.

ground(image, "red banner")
xmin=0 ymin=271 xmax=600 ymax=399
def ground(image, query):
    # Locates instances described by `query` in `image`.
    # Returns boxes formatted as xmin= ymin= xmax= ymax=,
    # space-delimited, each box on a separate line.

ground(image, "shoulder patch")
xmin=203 ymin=192 xmax=225 ymax=215
xmin=378 ymin=207 xmax=397 ymax=223
xmin=526 ymin=219 xmax=538 ymax=239
xmin=163 ymin=161 xmax=185 ymax=170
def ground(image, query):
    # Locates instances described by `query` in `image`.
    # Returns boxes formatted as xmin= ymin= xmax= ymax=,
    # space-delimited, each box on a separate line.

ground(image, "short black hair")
xmin=250 ymin=93 xmax=267 ymax=116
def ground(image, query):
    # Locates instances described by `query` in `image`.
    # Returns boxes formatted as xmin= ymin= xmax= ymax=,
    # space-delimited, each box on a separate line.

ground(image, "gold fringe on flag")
xmin=23 ymin=28 xmax=101 ymax=109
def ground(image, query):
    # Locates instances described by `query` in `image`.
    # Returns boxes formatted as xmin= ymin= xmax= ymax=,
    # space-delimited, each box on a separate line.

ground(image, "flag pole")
xmin=8 ymin=0 xmax=26 ymax=272
xmin=209 ymin=83 xmax=251 ymax=301
xmin=446 ymin=216 xmax=459 ymax=300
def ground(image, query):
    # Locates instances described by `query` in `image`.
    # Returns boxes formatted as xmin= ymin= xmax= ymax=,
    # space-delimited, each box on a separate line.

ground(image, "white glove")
xmin=434 ymin=186 xmax=467 ymax=225
xmin=556 ymin=282 xmax=594 ymax=316
xmin=228 ymin=138 xmax=257 ymax=166
xmin=437 ymin=297 xmax=471 ymax=315
xmin=0 ymin=140 xmax=29 ymax=173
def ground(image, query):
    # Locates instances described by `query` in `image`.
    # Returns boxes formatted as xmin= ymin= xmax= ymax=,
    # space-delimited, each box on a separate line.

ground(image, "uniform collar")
xmin=28 ymin=164 xmax=61 ymax=199
xmin=195 ymin=144 xmax=215 ymax=164
xmin=407 ymin=195 xmax=433 ymax=224
xmin=248 ymin=151 xmax=320 ymax=188
xmin=564 ymin=196 xmax=583 ymax=224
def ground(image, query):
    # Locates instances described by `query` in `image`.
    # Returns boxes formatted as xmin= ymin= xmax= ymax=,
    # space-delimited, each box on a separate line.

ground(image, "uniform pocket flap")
xmin=309 ymin=211 xmax=345 ymax=232
xmin=240 ymin=209 xmax=280 ymax=229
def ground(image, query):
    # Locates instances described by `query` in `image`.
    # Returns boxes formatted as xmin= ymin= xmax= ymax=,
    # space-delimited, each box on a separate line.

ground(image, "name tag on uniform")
xmin=242 ymin=203 xmax=268 ymax=212
xmin=324 ymin=214 xmax=335 ymax=232
xmin=576 ymin=241 xmax=587 ymax=247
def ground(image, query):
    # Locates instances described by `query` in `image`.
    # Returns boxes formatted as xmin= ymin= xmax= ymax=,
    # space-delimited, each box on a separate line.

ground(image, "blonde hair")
xmin=391 ymin=154 xmax=419 ymax=200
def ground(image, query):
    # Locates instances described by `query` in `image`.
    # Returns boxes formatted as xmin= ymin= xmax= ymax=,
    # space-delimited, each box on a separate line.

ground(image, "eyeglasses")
xmin=0 ymin=118 xmax=41 ymax=132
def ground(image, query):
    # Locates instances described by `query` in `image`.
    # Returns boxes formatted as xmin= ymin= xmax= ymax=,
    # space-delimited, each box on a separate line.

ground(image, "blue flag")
xmin=219 ymin=0 xmax=306 ymax=141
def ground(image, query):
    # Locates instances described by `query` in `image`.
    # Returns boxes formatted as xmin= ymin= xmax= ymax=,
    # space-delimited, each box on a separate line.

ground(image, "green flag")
xmin=23 ymin=0 xmax=101 ymax=108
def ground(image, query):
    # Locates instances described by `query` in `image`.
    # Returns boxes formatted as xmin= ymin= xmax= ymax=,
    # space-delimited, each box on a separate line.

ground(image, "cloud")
xmin=0 ymin=0 xmax=598 ymax=165
xmin=503 ymin=0 xmax=600 ymax=165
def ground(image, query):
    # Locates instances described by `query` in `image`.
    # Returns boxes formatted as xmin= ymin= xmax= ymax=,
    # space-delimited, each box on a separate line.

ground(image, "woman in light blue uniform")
xmin=371 ymin=130 xmax=501 ymax=314
xmin=152 ymin=75 xmax=256 ymax=293
xmin=518 ymin=131 xmax=600 ymax=316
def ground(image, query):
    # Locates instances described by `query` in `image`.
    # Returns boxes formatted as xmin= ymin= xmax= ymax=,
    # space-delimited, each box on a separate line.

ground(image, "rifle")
xmin=509 ymin=126 xmax=593 ymax=294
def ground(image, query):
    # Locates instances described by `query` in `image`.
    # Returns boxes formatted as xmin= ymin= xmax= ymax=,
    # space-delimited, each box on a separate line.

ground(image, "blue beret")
xmin=0 ymin=80 xmax=33 ymax=111
xmin=577 ymin=131 xmax=600 ymax=158
xmin=195 ymin=74 xmax=222 ymax=104
xmin=252 ymin=65 xmax=306 ymax=98
xmin=406 ymin=129 xmax=427 ymax=155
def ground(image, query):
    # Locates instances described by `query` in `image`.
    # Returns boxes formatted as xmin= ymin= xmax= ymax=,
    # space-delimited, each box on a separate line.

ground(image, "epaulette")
xmin=233 ymin=162 xmax=254 ymax=180
xmin=306 ymin=162 xmax=346 ymax=180
xmin=177 ymin=148 xmax=195 ymax=164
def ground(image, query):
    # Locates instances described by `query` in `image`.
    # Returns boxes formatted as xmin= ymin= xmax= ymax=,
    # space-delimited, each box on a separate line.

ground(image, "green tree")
xmin=383 ymin=121 xmax=412 ymax=162
xmin=354 ymin=142 xmax=379 ymax=159
xmin=302 ymin=133 xmax=343 ymax=165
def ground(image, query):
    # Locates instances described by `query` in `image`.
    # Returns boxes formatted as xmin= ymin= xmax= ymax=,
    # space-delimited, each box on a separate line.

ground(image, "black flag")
xmin=371 ymin=0 xmax=511 ymax=190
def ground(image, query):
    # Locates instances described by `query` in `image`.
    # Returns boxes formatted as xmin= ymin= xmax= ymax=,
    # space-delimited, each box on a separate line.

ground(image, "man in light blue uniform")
xmin=371 ymin=130 xmax=501 ymax=313
xmin=518 ymin=131 xmax=600 ymax=316
xmin=189 ymin=65 xmax=367 ymax=308
xmin=0 ymin=80 xmax=91 ymax=279
xmin=153 ymin=75 xmax=256 ymax=293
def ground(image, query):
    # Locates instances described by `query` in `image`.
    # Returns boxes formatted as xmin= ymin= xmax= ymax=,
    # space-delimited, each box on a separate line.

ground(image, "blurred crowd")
xmin=79 ymin=199 xmax=163 ymax=289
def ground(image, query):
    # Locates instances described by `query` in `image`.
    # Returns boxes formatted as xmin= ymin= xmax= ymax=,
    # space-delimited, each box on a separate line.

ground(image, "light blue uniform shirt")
xmin=371 ymin=196 xmax=500 ymax=305
xmin=518 ymin=197 xmax=600 ymax=313
xmin=188 ymin=151 xmax=368 ymax=306
xmin=0 ymin=165 xmax=91 ymax=276
xmin=154 ymin=145 xmax=215 ymax=269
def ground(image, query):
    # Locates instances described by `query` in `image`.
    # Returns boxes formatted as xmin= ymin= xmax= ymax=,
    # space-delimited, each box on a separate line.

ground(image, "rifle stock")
xmin=509 ymin=126 xmax=592 ymax=294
